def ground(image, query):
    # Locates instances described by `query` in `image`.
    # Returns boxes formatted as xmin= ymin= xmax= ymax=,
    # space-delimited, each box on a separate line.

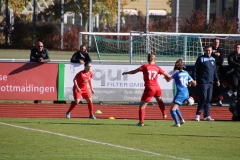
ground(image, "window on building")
xmin=195 ymin=0 xmax=216 ymax=19
xmin=223 ymin=0 xmax=236 ymax=17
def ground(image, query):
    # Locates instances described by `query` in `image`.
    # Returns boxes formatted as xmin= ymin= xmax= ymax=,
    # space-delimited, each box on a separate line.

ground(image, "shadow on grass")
xmin=129 ymin=132 xmax=240 ymax=138
xmin=13 ymin=120 xmax=134 ymax=126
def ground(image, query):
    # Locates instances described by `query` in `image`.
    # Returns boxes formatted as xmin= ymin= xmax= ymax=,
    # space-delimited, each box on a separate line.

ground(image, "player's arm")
xmin=122 ymin=69 xmax=139 ymax=75
xmin=70 ymin=52 xmax=79 ymax=63
xmin=42 ymin=49 xmax=50 ymax=63
xmin=188 ymin=79 xmax=196 ymax=87
xmin=29 ymin=49 xmax=38 ymax=62
xmin=88 ymin=79 xmax=94 ymax=94
xmin=73 ymin=78 xmax=80 ymax=92
xmin=162 ymin=72 xmax=171 ymax=82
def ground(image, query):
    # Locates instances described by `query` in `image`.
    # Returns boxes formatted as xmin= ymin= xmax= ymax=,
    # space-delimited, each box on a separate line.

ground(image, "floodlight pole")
xmin=206 ymin=0 xmax=210 ymax=25
xmin=32 ymin=0 xmax=36 ymax=46
xmin=146 ymin=0 xmax=149 ymax=53
xmin=117 ymin=0 xmax=120 ymax=33
xmin=238 ymin=0 xmax=240 ymax=32
xmin=117 ymin=0 xmax=120 ymax=50
xmin=88 ymin=0 xmax=92 ymax=48
xmin=175 ymin=0 xmax=179 ymax=33
xmin=5 ymin=0 xmax=9 ymax=46
xmin=60 ymin=0 xmax=64 ymax=49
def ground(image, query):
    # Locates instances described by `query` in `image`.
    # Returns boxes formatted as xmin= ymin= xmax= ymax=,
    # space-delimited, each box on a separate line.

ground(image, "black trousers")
xmin=213 ymin=77 xmax=222 ymax=100
xmin=230 ymin=75 xmax=240 ymax=100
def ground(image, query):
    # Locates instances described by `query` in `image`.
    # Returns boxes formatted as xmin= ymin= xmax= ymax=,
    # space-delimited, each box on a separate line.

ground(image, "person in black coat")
xmin=30 ymin=41 xmax=50 ymax=104
xmin=211 ymin=38 xmax=224 ymax=106
xmin=30 ymin=41 xmax=50 ymax=63
xmin=70 ymin=45 xmax=92 ymax=64
xmin=227 ymin=44 xmax=240 ymax=120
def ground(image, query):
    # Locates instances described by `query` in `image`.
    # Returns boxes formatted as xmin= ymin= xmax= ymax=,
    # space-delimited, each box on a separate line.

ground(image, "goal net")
xmin=79 ymin=31 xmax=240 ymax=65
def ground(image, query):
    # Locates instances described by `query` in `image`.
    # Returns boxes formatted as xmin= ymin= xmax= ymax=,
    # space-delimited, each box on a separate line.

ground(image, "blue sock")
xmin=176 ymin=108 xmax=183 ymax=120
xmin=170 ymin=109 xmax=179 ymax=124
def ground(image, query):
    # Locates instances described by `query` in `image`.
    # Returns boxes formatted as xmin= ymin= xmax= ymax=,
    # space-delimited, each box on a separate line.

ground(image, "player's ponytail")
xmin=147 ymin=52 xmax=155 ymax=63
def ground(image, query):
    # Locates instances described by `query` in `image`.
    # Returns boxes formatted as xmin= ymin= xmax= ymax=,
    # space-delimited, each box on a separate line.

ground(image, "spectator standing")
xmin=30 ymin=41 xmax=50 ymax=104
xmin=30 ymin=41 xmax=50 ymax=63
xmin=70 ymin=45 xmax=92 ymax=64
xmin=227 ymin=44 xmax=240 ymax=105
xmin=66 ymin=62 xmax=97 ymax=119
xmin=122 ymin=53 xmax=171 ymax=126
xmin=211 ymin=38 xmax=224 ymax=106
xmin=169 ymin=59 xmax=196 ymax=127
xmin=193 ymin=45 xmax=220 ymax=121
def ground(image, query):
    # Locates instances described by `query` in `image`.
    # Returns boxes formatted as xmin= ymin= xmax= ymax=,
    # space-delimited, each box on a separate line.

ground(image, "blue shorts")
xmin=173 ymin=92 xmax=189 ymax=105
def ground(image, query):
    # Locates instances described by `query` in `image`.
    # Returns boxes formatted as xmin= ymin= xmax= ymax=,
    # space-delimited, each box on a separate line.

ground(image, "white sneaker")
xmin=204 ymin=116 xmax=214 ymax=121
xmin=195 ymin=115 xmax=200 ymax=121
xmin=173 ymin=124 xmax=180 ymax=127
xmin=180 ymin=119 xmax=185 ymax=125
xmin=217 ymin=100 xmax=223 ymax=106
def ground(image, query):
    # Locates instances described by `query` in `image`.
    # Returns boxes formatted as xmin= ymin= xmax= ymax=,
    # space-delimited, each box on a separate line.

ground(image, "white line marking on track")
xmin=0 ymin=122 xmax=190 ymax=160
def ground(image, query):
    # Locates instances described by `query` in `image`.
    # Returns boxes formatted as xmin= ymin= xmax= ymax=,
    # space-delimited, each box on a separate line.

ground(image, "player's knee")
xmin=155 ymin=97 xmax=162 ymax=102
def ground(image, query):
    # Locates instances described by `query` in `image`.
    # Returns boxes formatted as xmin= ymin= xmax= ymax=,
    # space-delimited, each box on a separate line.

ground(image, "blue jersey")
xmin=172 ymin=70 xmax=192 ymax=93
xmin=171 ymin=70 xmax=192 ymax=105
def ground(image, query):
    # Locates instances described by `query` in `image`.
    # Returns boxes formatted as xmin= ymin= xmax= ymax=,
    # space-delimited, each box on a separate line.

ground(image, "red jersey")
xmin=138 ymin=64 xmax=165 ymax=87
xmin=73 ymin=70 xmax=93 ymax=91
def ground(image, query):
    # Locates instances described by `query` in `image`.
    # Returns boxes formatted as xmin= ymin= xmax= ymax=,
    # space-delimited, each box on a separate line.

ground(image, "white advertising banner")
xmin=64 ymin=64 xmax=174 ymax=102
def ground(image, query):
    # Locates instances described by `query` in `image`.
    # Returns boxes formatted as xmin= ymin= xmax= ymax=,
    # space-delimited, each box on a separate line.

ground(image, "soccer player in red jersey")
xmin=122 ymin=53 xmax=171 ymax=126
xmin=66 ymin=62 xmax=96 ymax=119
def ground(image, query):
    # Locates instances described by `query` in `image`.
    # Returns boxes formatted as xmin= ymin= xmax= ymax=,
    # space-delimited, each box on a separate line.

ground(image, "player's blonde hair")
xmin=147 ymin=52 xmax=155 ymax=63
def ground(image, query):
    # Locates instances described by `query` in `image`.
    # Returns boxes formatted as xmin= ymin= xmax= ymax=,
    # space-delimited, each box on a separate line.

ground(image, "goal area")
xmin=79 ymin=31 xmax=240 ymax=65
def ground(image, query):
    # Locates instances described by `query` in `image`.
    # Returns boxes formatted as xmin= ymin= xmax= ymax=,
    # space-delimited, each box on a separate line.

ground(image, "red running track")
xmin=0 ymin=103 xmax=232 ymax=121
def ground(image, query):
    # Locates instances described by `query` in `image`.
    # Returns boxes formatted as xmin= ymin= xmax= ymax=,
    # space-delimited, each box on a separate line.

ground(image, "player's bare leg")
xmin=85 ymin=98 xmax=96 ymax=119
xmin=135 ymin=101 xmax=148 ymax=126
xmin=66 ymin=99 xmax=80 ymax=119
xmin=155 ymin=97 xmax=167 ymax=119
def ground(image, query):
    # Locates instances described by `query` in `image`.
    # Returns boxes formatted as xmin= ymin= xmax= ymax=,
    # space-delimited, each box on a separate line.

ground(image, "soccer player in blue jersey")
xmin=169 ymin=59 xmax=196 ymax=127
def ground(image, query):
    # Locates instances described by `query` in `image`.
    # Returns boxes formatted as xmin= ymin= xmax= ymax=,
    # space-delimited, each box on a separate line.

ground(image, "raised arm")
xmin=122 ymin=69 xmax=139 ymax=75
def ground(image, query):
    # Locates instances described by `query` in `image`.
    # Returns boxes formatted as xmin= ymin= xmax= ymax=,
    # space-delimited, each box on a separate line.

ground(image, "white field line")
xmin=0 ymin=122 xmax=190 ymax=160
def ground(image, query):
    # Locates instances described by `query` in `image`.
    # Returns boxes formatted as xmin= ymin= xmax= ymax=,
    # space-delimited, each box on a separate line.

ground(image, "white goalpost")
xmin=79 ymin=31 xmax=240 ymax=65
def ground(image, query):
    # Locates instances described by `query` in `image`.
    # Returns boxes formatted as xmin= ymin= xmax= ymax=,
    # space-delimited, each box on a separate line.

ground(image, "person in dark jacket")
xmin=228 ymin=44 xmax=240 ymax=108
xmin=211 ymin=38 xmax=224 ymax=106
xmin=70 ymin=45 xmax=92 ymax=64
xmin=193 ymin=45 xmax=220 ymax=121
xmin=30 ymin=41 xmax=50 ymax=104
xmin=30 ymin=41 xmax=50 ymax=63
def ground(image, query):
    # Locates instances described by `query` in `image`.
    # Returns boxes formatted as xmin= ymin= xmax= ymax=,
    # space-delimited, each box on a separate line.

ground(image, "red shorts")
xmin=73 ymin=88 xmax=91 ymax=100
xmin=141 ymin=86 xmax=162 ymax=102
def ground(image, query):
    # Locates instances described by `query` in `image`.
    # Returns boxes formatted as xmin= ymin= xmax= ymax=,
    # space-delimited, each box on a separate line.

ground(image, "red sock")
xmin=158 ymin=100 xmax=166 ymax=115
xmin=67 ymin=101 xmax=77 ymax=112
xmin=139 ymin=108 xmax=145 ymax=123
xmin=88 ymin=102 xmax=94 ymax=115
